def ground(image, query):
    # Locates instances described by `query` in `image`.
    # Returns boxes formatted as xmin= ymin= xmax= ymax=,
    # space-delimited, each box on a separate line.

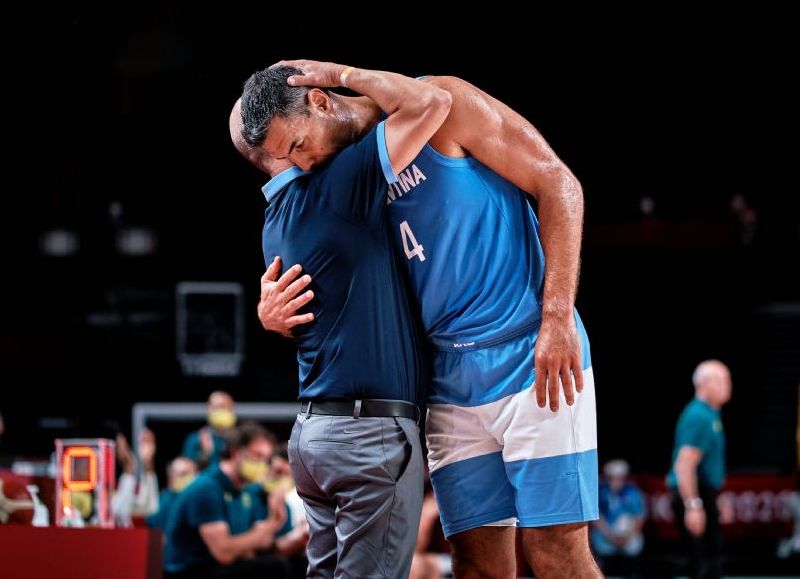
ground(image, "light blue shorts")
xmin=426 ymin=329 xmax=598 ymax=537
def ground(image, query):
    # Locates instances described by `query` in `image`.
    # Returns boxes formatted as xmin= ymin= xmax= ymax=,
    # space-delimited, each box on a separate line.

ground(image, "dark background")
xmin=3 ymin=6 xmax=798 ymax=478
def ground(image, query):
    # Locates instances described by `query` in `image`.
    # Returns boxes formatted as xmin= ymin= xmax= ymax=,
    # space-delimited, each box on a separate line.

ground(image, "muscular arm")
xmin=427 ymin=76 xmax=585 ymax=410
xmin=284 ymin=60 xmax=452 ymax=175
xmin=343 ymin=68 xmax=452 ymax=174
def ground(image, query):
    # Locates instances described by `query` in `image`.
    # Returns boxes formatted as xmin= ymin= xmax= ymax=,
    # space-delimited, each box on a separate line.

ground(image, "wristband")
xmin=339 ymin=66 xmax=355 ymax=87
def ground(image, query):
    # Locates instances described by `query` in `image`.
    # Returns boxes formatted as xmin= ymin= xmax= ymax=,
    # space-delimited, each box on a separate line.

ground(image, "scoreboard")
xmin=55 ymin=439 xmax=116 ymax=528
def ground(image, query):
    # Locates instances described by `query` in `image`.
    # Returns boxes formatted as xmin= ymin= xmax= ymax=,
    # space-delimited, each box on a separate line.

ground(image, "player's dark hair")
xmin=241 ymin=66 xmax=313 ymax=147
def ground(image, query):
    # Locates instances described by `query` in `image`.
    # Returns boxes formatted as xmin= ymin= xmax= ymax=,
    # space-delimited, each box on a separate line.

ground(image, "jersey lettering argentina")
xmin=385 ymin=144 xmax=545 ymax=351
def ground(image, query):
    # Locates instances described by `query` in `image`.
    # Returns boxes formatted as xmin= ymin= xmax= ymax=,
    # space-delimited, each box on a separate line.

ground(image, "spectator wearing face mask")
xmin=182 ymin=391 xmax=237 ymax=469
xmin=147 ymin=456 xmax=198 ymax=531
xmin=164 ymin=421 xmax=289 ymax=578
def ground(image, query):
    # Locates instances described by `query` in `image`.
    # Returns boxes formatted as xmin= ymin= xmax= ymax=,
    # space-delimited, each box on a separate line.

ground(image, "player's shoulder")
xmin=185 ymin=471 xmax=220 ymax=496
xmin=421 ymin=75 xmax=471 ymax=92
xmin=421 ymin=75 xmax=498 ymax=151
xmin=421 ymin=76 xmax=490 ymax=109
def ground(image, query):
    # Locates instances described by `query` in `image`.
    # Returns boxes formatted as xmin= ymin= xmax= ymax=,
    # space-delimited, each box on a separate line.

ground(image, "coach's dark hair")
xmin=221 ymin=421 xmax=276 ymax=458
xmin=241 ymin=66 xmax=313 ymax=147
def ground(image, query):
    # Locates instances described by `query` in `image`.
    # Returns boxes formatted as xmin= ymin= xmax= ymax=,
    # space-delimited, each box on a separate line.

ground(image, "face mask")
xmin=239 ymin=459 xmax=269 ymax=484
xmin=208 ymin=408 xmax=236 ymax=430
xmin=264 ymin=476 xmax=294 ymax=494
xmin=171 ymin=473 xmax=196 ymax=493
xmin=72 ymin=491 xmax=93 ymax=519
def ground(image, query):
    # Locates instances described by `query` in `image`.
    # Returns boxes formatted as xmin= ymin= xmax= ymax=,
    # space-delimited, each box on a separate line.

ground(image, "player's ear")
xmin=307 ymin=88 xmax=332 ymax=113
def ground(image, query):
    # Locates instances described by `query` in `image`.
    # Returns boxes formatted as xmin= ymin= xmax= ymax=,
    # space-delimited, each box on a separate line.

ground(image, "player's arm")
xmin=279 ymin=59 xmax=452 ymax=176
xmin=428 ymin=76 xmax=584 ymax=412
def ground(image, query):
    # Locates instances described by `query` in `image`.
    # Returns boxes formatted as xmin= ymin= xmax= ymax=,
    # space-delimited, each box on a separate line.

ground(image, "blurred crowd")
xmin=1 ymin=373 xmax=799 ymax=578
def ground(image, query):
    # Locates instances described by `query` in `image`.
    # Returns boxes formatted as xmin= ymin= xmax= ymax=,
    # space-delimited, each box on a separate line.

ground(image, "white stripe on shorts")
xmin=426 ymin=367 xmax=597 ymax=472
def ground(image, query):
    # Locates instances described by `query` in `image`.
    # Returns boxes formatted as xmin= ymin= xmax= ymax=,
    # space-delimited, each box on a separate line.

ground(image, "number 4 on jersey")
xmin=400 ymin=220 xmax=426 ymax=262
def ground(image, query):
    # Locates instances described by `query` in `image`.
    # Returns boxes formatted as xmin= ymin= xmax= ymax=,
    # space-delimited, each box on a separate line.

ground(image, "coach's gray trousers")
xmin=288 ymin=412 xmax=423 ymax=579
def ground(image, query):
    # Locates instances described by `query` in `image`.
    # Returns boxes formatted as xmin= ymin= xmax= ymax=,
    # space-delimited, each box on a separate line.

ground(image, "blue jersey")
xmin=385 ymin=144 xmax=547 ymax=350
xmin=261 ymin=122 xmax=425 ymax=404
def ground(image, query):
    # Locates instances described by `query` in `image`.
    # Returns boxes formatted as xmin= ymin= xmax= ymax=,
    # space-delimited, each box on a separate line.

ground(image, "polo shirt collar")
xmin=261 ymin=166 xmax=307 ymax=204
xmin=694 ymin=397 xmax=719 ymax=415
xmin=210 ymin=464 xmax=239 ymax=495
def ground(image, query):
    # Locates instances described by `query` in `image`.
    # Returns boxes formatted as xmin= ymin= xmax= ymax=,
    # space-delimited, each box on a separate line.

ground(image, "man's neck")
xmin=219 ymin=460 xmax=243 ymax=490
xmin=332 ymin=94 xmax=382 ymax=143
xmin=695 ymin=393 xmax=720 ymax=409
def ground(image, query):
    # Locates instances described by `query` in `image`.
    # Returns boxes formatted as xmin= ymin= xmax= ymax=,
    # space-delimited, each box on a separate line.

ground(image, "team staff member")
xmin=164 ymin=422 xmax=289 ymax=579
xmin=667 ymin=360 xmax=732 ymax=579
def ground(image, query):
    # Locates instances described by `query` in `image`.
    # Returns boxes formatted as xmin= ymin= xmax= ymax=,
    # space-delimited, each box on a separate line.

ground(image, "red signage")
xmin=635 ymin=474 xmax=797 ymax=540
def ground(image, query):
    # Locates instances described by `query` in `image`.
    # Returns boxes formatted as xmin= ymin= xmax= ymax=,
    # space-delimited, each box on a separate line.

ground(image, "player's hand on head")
xmin=271 ymin=59 xmax=345 ymax=88
xmin=258 ymin=257 xmax=315 ymax=338
xmin=533 ymin=316 xmax=583 ymax=412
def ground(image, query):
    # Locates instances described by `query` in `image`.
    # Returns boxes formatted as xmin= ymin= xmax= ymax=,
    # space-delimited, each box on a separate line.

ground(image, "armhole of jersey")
xmin=376 ymin=120 xmax=399 ymax=184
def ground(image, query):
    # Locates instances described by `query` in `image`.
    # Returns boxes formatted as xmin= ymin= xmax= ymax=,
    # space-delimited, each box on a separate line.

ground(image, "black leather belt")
xmin=299 ymin=399 xmax=420 ymax=423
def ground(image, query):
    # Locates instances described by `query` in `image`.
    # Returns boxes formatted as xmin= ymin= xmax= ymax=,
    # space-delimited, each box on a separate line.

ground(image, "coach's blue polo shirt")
xmin=262 ymin=121 xmax=425 ymax=405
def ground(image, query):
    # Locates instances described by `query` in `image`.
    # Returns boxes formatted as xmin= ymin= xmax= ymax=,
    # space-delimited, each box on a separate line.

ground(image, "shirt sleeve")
xmin=133 ymin=472 xmax=160 ymax=516
xmin=182 ymin=432 xmax=199 ymax=461
xmin=112 ymin=473 xmax=137 ymax=527
xmin=315 ymin=121 xmax=399 ymax=227
xmin=185 ymin=484 xmax=226 ymax=527
xmin=677 ymin=413 xmax=713 ymax=454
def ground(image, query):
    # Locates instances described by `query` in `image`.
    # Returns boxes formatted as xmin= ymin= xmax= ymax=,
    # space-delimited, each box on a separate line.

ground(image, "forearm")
xmin=538 ymin=172 xmax=584 ymax=321
xmin=345 ymin=67 xmax=450 ymax=172
xmin=210 ymin=530 xmax=269 ymax=565
xmin=340 ymin=67 xmax=441 ymax=118
xmin=676 ymin=460 xmax=700 ymax=504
